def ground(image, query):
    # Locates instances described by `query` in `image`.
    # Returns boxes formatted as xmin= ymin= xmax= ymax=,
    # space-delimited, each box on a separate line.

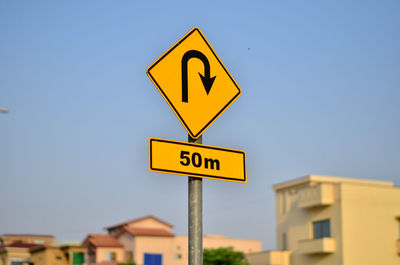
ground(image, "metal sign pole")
xmin=188 ymin=134 xmax=203 ymax=265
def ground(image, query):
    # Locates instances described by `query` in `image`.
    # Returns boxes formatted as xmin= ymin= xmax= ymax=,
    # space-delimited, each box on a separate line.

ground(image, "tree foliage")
xmin=203 ymin=247 xmax=249 ymax=265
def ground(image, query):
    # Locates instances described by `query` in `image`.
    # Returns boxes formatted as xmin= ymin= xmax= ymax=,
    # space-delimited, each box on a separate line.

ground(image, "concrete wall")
xmin=95 ymin=247 xmax=124 ymax=264
xmin=30 ymin=247 xmax=68 ymax=265
xmin=61 ymin=246 xmax=85 ymax=265
xmin=133 ymin=237 xmax=175 ymax=265
xmin=246 ymin=250 xmax=290 ymax=265
xmin=0 ymin=248 xmax=30 ymax=265
xmin=203 ymin=235 xmax=261 ymax=254
xmin=341 ymin=183 xmax=400 ymax=265
xmin=127 ymin=219 xmax=171 ymax=231
xmin=273 ymin=175 xmax=400 ymax=265
xmin=0 ymin=236 xmax=54 ymax=245
xmin=118 ymin=233 xmax=135 ymax=263
xmin=275 ymin=182 xmax=343 ymax=265
xmin=117 ymin=233 xmax=260 ymax=265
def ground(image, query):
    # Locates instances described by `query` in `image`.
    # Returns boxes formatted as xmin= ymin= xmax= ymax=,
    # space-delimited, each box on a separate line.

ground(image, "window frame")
xmin=313 ymin=219 xmax=331 ymax=239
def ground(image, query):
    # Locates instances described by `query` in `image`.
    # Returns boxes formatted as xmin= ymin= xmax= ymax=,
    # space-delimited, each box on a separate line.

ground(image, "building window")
xmin=11 ymin=258 xmax=24 ymax=265
xmin=175 ymin=254 xmax=182 ymax=259
xmin=282 ymin=233 xmax=287 ymax=250
xmin=125 ymin=251 xmax=133 ymax=262
xmin=105 ymin=252 xmax=116 ymax=261
xmin=313 ymin=219 xmax=331 ymax=239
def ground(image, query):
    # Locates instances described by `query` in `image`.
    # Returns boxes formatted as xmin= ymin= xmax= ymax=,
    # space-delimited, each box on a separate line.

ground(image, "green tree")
xmin=203 ymin=247 xmax=249 ymax=265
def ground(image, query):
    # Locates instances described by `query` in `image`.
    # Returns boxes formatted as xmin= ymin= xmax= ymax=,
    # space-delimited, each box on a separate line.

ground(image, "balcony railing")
xmin=298 ymin=238 xmax=336 ymax=255
xmin=298 ymin=183 xmax=334 ymax=209
xmin=247 ymin=250 xmax=290 ymax=265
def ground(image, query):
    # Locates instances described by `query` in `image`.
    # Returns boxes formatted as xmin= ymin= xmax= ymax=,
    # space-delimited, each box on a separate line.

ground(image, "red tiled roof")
xmin=122 ymin=226 xmax=174 ymax=237
xmin=105 ymin=215 xmax=173 ymax=230
xmin=84 ymin=234 xmax=123 ymax=248
xmin=0 ymin=242 xmax=43 ymax=251
xmin=29 ymin=245 xmax=47 ymax=252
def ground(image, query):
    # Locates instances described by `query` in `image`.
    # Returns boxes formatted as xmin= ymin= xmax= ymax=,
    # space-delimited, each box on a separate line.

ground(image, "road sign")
xmin=149 ymin=137 xmax=246 ymax=183
xmin=147 ymin=27 xmax=241 ymax=139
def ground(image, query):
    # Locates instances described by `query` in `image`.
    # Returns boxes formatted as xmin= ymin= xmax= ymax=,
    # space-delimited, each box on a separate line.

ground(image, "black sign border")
xmin=149 ymin=138 xmax=246 ymax=183
xmin=147 ymin=27 xmax=241 ymax=139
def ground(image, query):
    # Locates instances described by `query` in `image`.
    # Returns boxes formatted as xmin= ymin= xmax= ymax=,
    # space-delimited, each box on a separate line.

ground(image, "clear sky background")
xmin=1 ymin=1 xmax=399 ymax=250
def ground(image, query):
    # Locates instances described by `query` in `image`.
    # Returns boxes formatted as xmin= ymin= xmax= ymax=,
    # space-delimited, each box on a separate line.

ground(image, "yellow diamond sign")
xmin=147 ymin=27 xmax=241 ymax=139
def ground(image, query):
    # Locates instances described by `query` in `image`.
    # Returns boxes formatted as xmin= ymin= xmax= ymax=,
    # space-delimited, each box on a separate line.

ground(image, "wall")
xmin=0 ymin=248 xmax=30 ymax=265
xmin=0 ymin=236 xmax=54 ymax=245
xmin=127 ymin=219 xmax=171 ymax=231
xmin=118 ymin=233 xmax=135 ymax=263
xmin=30 ymin=248 xmax=48 ymax=265
xmin=60 ymin=246 xmax=85 ymax=265
xmin=341 ymin=183 xmax=400 ymax=265
xmin=275 ymin=181 xmax=343 ymax=265
xmin=31 ymin=247 xmax=73 ymax=265
xmin=133 ymin=237 xmax=175 ymax=265
xmin=117 ymin=230 xmax=260 ymax=265
xmin=203 ymin=235 xmax=261 ymax=254
xmin=95 ymin=247 xmax=124 ymax=264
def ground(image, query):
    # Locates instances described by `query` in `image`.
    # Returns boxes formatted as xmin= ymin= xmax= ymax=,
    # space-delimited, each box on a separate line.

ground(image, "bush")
xmin=203 ymin=247 xmax=249 ymax=265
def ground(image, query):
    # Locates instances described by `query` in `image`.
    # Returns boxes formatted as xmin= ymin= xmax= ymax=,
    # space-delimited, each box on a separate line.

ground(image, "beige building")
xmin=0 ymin=235 xmax=84 ymax=265
xmin=85 ymin=215 xmax=261 ymax=265
xmin=0 ymin=235 xmax=54 ymax=265
xmin=30 ymin=244 xmax=85 ymax=265
xmin=0 ymin=235 xmax=54 ymax=246
xmin=0 ymin=243 xmax=32 ymax=265
xmin=248 ymin=175 xmax=400 ymax=265
xmin=82 ymin=234 xmax=124 ymax=265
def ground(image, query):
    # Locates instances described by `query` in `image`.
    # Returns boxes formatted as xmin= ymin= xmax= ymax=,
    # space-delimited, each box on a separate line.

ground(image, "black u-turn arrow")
xmin=181 ymin=50 xmax=216 ymax=103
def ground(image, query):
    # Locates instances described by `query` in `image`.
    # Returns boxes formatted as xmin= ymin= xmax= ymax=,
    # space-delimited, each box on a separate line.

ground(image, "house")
xmin=30 ymin=244 xmax=85 ymax=265
xmin=82 ymin=235 xmax=124 ymax=265
xmin=0 ymin=235 xmax=84 ymax=265
xmin=0 ymin=235 xmax=54 ymax=246
xmin=84 ymin=215 xmax=261 ymax=265
xmin=0 ymin=234 xmax=54 ymax=265
xmin=247 ymin=175 xmax=400 ymax=265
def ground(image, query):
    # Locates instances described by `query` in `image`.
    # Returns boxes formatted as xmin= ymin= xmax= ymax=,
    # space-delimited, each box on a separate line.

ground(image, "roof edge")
xmin=1 ymin=234 xmax=55 ymax=238
xmin=105 ymin=215 xmax=174 ymax=230
xmin=272 ymin=175 xmax=393 ymax=191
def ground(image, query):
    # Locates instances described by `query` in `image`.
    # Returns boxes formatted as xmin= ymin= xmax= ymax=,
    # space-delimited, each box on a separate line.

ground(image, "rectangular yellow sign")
xmin=149 ymin=138 xmax=246 ymax=183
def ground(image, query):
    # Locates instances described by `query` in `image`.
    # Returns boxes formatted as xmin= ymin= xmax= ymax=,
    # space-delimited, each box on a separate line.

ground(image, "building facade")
xmin=0 ymin=235 xmax=54 ymax=265
xmin=86 ymin=215 xmax=261 ymax=265
xmin=248 ymin=175 xmax=400 ymax=265
xmin=82 ymin=234 xmax=124 ymax=265
xmin=30 ymin=244 xmax=85 ymax=265
xmin=0 ymin=236 xmax=54 ymax=246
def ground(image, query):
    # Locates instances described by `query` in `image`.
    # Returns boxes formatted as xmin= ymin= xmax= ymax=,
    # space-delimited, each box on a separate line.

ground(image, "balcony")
xmin=246 ymin=250 xmax=290 ymax=265
xmin=298 ymin=238 xmax=336 ymax=255
xmin=298 ymin=183 xmax=334 ymax=209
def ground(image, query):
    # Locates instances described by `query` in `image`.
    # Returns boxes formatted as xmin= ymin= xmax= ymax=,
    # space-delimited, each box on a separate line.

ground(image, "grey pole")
xmin=188 ymin=134 xmax=203 ymax=265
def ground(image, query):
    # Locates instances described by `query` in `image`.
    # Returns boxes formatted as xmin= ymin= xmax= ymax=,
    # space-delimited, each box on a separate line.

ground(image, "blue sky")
xmin=1 ymin=1 xmax=399 ymax=250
